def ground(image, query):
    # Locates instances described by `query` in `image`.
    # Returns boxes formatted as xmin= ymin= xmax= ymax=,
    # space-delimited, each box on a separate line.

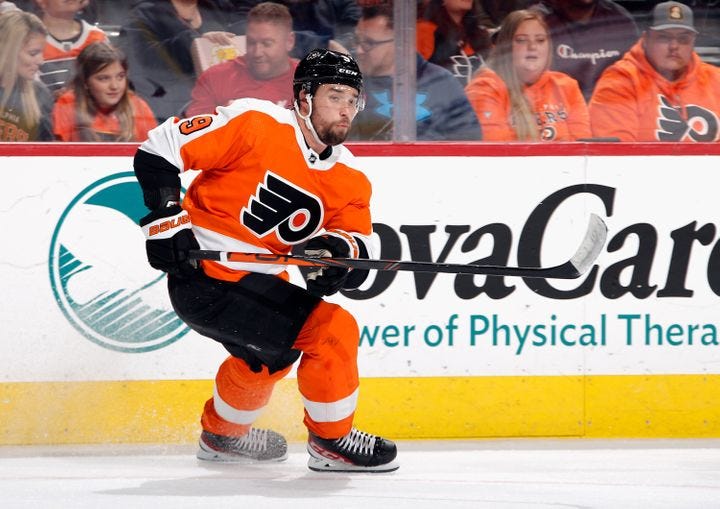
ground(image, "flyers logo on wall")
xmin=48 ymin=172 xmax=189 ymax=353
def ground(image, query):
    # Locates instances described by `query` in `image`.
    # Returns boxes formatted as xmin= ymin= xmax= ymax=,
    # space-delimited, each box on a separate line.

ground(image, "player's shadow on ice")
xmin=99 ymin=466 xmax=354 ymax=499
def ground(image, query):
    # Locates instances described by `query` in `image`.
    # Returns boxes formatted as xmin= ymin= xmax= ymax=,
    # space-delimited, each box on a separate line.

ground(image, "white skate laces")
xmin=234 ymin=428 xmax=268 ymax=452
xmin=335 ymin=428 xmax=376 ymax=456
xmin=197 ymin=427 xmax=288 ymax=462
xmin=306 ymin=427 xmax=399 ymax=472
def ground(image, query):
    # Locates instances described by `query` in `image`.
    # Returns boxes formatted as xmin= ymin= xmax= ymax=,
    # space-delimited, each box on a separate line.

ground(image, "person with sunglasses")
xmin=589 ymin=1 xmax=720 ymax=142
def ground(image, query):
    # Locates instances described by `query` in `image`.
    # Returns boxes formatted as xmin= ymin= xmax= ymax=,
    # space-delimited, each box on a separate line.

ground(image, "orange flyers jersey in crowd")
xmin=52 ymin=91 xmax=158 ymax=141
xmin=139 ymin=98 xmax=374 ymax=282
xmin=465 ymin=68 xmax=591 ymax=141
xmin=589 ymin=40 xmax=720 ymax=142
xmin=42 ymin=20 xmax=108 ymax=62
xmin=39 ymin=21 xmax=108 ymax=93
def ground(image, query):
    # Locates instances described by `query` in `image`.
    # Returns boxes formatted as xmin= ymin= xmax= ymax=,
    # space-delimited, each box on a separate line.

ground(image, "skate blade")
xmin=307 ymin=456 xmax=399 ymax=473
xmin=196 ymin=443 xmax=288 ymax=463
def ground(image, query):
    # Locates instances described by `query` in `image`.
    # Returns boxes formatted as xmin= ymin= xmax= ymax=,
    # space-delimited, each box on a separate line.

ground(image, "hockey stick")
xmin=188 ymin=214 xmax=607 ymax=279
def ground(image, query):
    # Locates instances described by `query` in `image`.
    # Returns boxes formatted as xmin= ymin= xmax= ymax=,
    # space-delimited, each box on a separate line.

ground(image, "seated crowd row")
xmin=0 ymin=0 xmax=718 ymax=143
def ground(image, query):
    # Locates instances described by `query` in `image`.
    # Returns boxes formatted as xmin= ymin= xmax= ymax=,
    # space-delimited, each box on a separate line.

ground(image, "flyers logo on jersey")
xmin=540 ymin=126 xmax=557 ymax=141
xmin=242 ymin=171 xmax=323 ymax=244
xmin=656 ymin=95 xmax=719 ymax=142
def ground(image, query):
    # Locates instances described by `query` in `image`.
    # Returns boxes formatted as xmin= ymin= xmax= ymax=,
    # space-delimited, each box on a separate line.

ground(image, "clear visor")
xmin=356 ymin=92 xmax=366 ymax=112
xmin=300 ymin=81 xmax=365 ymax=112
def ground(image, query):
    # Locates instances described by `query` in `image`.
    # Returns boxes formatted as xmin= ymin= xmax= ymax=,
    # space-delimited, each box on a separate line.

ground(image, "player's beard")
xmin=312 ymin=112 xmax=350 ymax=146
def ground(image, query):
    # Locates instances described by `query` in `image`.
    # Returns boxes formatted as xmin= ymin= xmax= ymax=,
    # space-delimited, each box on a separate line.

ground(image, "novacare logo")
xmin=48 ymin=172 xmax=189 ymax=352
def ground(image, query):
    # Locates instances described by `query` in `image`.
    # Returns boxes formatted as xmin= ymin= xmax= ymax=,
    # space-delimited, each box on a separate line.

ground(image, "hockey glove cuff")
xmin=304 ymin=231 xmax=359 ymax=297
xmin=140 ymin=205 xmax=199 ymax=276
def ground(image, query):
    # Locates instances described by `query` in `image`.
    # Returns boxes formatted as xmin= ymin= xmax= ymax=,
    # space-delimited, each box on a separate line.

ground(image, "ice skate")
xmin=197 ymin=428 xmax=288 ymax=462
xmin=307 ymin=427 xmax=399 ymax=472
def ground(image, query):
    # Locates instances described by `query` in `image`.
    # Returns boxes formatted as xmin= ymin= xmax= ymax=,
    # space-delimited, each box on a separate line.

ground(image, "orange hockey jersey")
xmin=589 ymin=40 xmax=720 ymax=142
xmin=138 ymin=99 xmax=374 ymax=282
xmin=38 ymin=21 xmax=108 ymax=93
xmin=53 ymin=90 xmax=157 ymax=141
xmin=465 ymin=68 xmax=591 ymax=141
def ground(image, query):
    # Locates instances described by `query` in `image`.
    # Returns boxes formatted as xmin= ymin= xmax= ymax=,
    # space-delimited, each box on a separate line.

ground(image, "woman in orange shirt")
xmin=465 ymin=9 xmax=590 ymax=142
xmin=53 ymin=42 xmax=157 ymax=142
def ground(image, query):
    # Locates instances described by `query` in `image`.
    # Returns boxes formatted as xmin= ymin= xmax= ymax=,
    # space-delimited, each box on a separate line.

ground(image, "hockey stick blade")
xmin=188 ymin=214 xmax=607 ymax=279
xmin=567 ymin=213 xmax=608 ymax=277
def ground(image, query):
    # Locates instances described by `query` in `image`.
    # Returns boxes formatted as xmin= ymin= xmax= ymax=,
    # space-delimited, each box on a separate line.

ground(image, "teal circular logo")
xmin=49 ymin=172 xmax=189 ymax=352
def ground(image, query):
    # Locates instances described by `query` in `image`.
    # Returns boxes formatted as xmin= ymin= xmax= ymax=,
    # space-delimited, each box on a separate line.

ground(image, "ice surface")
xmin=2 ymin=439 xmax=720 ymax=509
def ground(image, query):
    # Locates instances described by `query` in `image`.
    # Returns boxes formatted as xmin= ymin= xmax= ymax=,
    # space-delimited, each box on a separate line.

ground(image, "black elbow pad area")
xmin=134 ymin=149 xmax=183 ymax=209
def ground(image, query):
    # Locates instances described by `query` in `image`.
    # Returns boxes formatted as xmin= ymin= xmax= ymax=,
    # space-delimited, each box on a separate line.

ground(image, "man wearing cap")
xmin=589 ymin=1 xmax=720 ymax=142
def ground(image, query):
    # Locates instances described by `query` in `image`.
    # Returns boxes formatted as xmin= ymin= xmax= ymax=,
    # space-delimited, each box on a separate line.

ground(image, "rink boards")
xmin=1 ymin=142 xmax=720 ymax=444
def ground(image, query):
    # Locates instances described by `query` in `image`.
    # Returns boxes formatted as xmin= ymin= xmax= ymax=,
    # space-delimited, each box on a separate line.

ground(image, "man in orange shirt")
xmin=589 ymin=1 xmax=720 ymax=142
xmin=134 ymin=48 xmax=398 ymax=473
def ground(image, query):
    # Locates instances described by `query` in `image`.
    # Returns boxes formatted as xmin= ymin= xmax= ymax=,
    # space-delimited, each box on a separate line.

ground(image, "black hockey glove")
xmin=304 ymin=234 xmax=352 ymax=297
xmin=140 ymin=205 xmax=199 ymax=276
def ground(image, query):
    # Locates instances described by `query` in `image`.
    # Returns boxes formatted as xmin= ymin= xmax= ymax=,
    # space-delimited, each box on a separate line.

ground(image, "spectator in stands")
xmin=417 ymin=0 xmax=492 ymax=86
xmin=119 ymin=0 xmax=240 ymax=123
xmin=351 ymin=4 xmax=482 ymax=141
xmin=531 ymin=0 xmax=639 ymax=101
xmin=0 ymin=10 xmax=54 ymax=141
xmin=52 ymin=42 xmax=157 ymax=141
xmin=228 ymin=1 xmax=360 ymax=56
xmin=589 ymin=1 xmax=720 ymax=142
xmin=34 ymin=0 xmax=109 ymax=94
xmin=465 ymin=9 xmax=590 ymax=141
xmin=186 ymin=2 xmax=297 ymax=116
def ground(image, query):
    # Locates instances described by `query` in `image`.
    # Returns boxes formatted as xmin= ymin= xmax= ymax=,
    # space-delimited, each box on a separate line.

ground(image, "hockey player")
xmin=134 ymin=48 xmax=398 ymax=473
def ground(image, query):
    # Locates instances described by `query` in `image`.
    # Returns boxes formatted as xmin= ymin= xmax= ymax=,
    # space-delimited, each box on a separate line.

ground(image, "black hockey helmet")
xmin=293 ymin=48 xmax=364 ymax=101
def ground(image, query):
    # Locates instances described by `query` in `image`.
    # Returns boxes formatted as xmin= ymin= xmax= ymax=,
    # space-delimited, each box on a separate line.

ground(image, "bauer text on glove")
xmin=140 ymin=205 xmax=199 ymax=276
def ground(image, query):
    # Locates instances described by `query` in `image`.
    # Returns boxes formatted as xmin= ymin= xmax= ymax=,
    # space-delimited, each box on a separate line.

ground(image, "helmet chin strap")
xmin=294 ymin=94 xmax=326 ymax=148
